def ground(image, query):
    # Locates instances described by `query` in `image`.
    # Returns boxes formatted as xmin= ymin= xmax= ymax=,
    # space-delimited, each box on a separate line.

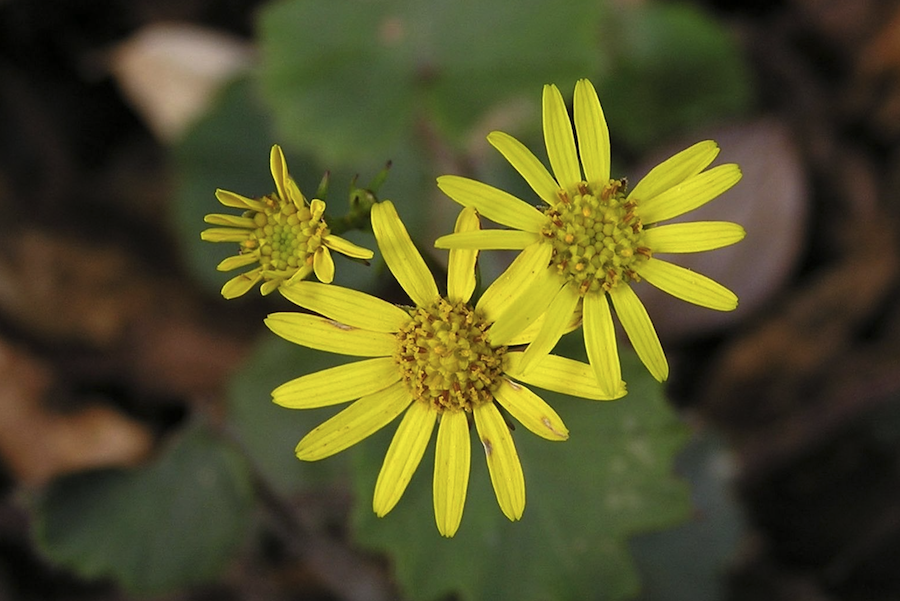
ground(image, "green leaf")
xmin=596 ymin=3 xmax=753 ymax=150
xmin=226 ymin=334 xmax=358 ymax=496
xmin=258 ymin=0 xmax=604 ymax=162
xmin=630 ymin=431 xmax=746 ymax=601
xmin=32 ymin=425 xmax=254 ymax=595
xmin=259 ymin=0 xmax=414 ymax=164
xmin=421 ymin=0 xmax=604 ymax=141
xmin=351 ymin=348 xmax=692 ymax=601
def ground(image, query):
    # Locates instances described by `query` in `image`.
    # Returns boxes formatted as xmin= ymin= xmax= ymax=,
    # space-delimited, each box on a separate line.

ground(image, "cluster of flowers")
xmin=202 ymin=79 xmax=744 ymax=537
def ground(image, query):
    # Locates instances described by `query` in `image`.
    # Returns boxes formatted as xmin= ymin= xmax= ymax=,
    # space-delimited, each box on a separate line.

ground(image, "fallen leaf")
xmin=0 ymin=229 xmax=150 ymax=347
xmin=108 ymin=23 xmax=254 ymax=142
xmin=0 ymin=339 xmax=153 ymax=486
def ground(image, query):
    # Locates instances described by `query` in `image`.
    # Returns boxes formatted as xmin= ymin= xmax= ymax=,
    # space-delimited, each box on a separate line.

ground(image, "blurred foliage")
xmin=258 ymin=0 xmax=750 ymax=163
xmin=32 ymin=425 xmax=255 ymax=595
xmin=258 ymin=0 xmax=606 ymax=162
xmin=630 ymin=432 xmax=746 ymax=601
xmin=596 ymin=3 xmax=753 ymax=149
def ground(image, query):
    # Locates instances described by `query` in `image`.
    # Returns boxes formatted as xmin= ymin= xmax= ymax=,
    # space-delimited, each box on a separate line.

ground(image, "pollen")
xmin=241 ymin=195 xmax=327 ymax=274
xmin=541 ymin=179 xmax=651 ymax=295
xmin=394 ymin=298 xmax=506 ymax=413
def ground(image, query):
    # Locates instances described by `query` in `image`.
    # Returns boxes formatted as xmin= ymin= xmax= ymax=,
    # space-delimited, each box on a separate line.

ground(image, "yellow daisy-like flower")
xmin=201 ymin=145 xmax=374 ymax=299
xmin=435 ymin=79 xmax=745 ymax=396
xmin=265 ymin=200 xmax=624 ymax=537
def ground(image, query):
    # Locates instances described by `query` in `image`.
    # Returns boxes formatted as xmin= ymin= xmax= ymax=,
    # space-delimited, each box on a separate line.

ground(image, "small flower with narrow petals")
xmin=265 ymin=201 xmax=623 ymax=537
xmin=435 ymin=79 xmax=745 ymax=396
xmin=201 ymin=145 xmax=373 ymax=298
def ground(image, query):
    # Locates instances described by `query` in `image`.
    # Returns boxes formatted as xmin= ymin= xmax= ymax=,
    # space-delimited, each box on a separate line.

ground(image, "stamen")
xmin=240 ymin=194 xmax=328 ymax=276
xmin=394 ymin=299 xmax=505 ymax=413
xmin=540 ymin=179 xmax=649 ymax=296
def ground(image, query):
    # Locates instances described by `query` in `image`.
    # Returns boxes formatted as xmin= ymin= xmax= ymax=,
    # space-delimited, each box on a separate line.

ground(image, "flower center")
xmin=241 ymin=195 xmax=328 ymax=273
xmin=541 ymin=179 xmax=651 ymax=295
xmin=394 ymin=298 xmax=506 ymax=413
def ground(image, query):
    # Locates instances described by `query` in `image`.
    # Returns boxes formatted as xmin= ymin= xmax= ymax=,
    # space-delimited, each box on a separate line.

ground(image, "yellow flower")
xmin=435 ymin=79 xmax=744 ymax=396
xmin=265 ymin=201 xmax=624 ymax=537
xmin=201 ymin=145 xmax=373 ymax=299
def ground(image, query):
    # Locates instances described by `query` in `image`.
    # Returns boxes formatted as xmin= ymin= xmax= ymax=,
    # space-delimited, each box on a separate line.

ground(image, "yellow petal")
xmin=573 ymin=79 xmax=610 ymax=185
xmin=215 ymin=188 xmax=264 ymax=211
xmin=313 ymin=247 xmax=335 ymax=283
xmin=639 ymin=164 xmax=742 ymax=225
xmin=494 ymin=378 xmax=568 ymax=441
xmin=265 ymin=312 xmax=397 ymax=356
xmin=542 ymin=83 xmax=581 ymax=188
xmin=294 ymin=382 xmax=412 ymax=461
xmin=487 ymin=265 xmax=564 ymax=346
xmin=583 ymin=292 xmax=623 ymax=398
xmin=474 ymin=402 xmax=525 ymax=522
xmin=437 ymin=176 xmax=547 ymax=232
xmin=279 ymin=281 xmax=410 ymax=332
xmin=476 ymin=242 xmax=552 ymax=324
xmin=516 ymin=281 xmax=580 ymax=373
xmin=447 ymin=207 xmax=480 ymax=305
xmin=309 ymin=198 xmax=325 ymax=220
xmin=504 ymin=302 xmax=582 ymax=346
xmin=433 ymin=410 xmax=471 ymax=537
xmin=505 ymin=351 xmax=626 ymax=401
xmin=203 ymin=214 xmax=257 ymax=228
xmin=637 ymin=258 xmax=738 ymax=311
xmin=221 ymin=269 xmax=261 ymax=299
xmin=285 ymin=175 xmax=307 ymax=211
xmin=487 ymin=131 xmax=559 ymax=205
xmin=435 ymin=229 xmax=539 ymax=250
xmin=200 ymin=228 xmax=250 ymax=243
xmin=216 ymin=254 xmax=259 ymax=272
xmin=609 ymin=285 xmax=668 ymax=382
xmin=324 ymin=234 xmax=374 ymax=259
xmin=374 ymin=400 xmax=436 ymax=517
xmin=273 ymin=357 xmax=400 ymax=409
xmin=627 ymin=140 xmax=720 ymax=204
xmin=269 ymin=145 xmax=290 ymax=201
xmin=260 ymin=278 xmax=283 ymax=296
xmin=371 ymin=201 xmax=440 ymax=307
xmin=283 ymin=264 xmax=313 ymax=286
xmin=643 ymin=221 xmax=746 ymax=253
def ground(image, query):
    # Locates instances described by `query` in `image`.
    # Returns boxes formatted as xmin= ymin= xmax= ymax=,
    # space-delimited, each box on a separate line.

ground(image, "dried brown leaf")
xmin=0 ymin=339 xmax=153 ymax=486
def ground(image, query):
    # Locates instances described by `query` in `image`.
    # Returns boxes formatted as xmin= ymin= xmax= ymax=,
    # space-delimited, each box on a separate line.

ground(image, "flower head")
xmin=265 ymin=200 xmax=623 ymax=537
xmin=435 ymin=79 xmax=745 ymax=396
xmin=201 ymin=145 xmax=373 ymax=298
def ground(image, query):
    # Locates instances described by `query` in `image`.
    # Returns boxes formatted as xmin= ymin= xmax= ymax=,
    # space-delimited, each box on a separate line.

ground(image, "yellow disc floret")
xmin=542 ymin=179 xmax=652 ymax=295
xmin=395 ymin=298 xmax=505 ymax=413
xmin=244 ymin=195 xmax=328 ymax=276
